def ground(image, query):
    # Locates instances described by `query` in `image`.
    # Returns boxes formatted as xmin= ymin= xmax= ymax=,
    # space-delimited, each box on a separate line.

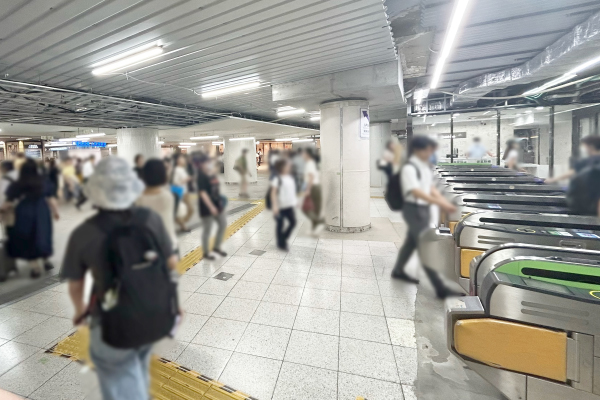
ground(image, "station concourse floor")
xmin=0 ymin=170 xmax=504 ymax=400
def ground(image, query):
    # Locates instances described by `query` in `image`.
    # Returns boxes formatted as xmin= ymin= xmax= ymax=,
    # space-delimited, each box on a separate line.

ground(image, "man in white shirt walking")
xmin=76 ymin=155 xmax=95 ymax=209
xmin=392 ymin=136 xmax=460 ymax=298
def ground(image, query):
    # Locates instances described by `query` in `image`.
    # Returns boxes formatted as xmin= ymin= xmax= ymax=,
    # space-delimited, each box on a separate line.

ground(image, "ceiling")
xmin=0 ymin=0 xmax=396 ymax=127
xmin=419 ymin=0 xmax=600 ymax=94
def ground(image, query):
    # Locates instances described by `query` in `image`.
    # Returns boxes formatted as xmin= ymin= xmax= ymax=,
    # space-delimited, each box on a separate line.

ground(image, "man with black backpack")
xmin=62 ymin=157 xmax=179 ymax=400
xmin=391 ymin=136 xmax=460 ymax=299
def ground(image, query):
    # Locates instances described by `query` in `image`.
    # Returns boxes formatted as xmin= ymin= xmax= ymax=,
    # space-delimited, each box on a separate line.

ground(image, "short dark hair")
xmin=473 ymin=137 xmax=481 ymax=142
xmin=581 ymin=135 xmax=600 ymax=151
xmin=134 ymin=154 xmax=144 ymax=164
xmin=142 ymin=159 xmax=167 ymax=187
xmin=274 ymin=159 xmax=288 ymax=174
xmin=409 ymin=136 xmax=435 ymax=154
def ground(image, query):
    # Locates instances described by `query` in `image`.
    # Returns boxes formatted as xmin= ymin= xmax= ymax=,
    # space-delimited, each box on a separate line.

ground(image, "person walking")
xmin=502 ymin=139 xmax=520 ymax=170
xmin=172 ymin=154 xmax=193 ymax=232
xmin=270 ymin=159 xmax=297 ymax=251
xmin=1 ymin=159 xmax=59 ymax=278
xmin=234 ymin=149 xmax=251 ymax=197
xmin=62 ymin=157 xmax=179 ymax=400
xmin=136 ymin=159 xmax=178 ymax=252
xmin=197 ymin=156 xmax=227 ymax=260
xmin=47 ymin=158 xmax=60 ymax=199
xmin=133 ymin=154 xmax=145 ymax=179
xmin=391 ymin=136 xmax=460 ymax=299
xmin=301 ymin=148 xmax=324 ymax=233
xmin=76 ymin=155 xmax=95 ymax=209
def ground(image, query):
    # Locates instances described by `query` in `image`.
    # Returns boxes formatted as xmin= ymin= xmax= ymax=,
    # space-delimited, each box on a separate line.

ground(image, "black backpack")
xmin=93 ymin=208 xmax=177 ymax=349
xmin=567 ymin=164 xmax=600 ymax=215
xmin=385 ymin=162 xmax=419 ymax=211
xmin=265 ymin=176 xmax=281 ymax=210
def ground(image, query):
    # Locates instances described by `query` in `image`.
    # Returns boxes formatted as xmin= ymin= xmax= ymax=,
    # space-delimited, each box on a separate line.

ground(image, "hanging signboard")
xmin=360 ymin=108 xmax=370 ymax=139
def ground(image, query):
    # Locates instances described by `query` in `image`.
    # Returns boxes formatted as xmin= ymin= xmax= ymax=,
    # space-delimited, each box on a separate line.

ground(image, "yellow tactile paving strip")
xmin=45 ymin=200 xmax=266 ymax=400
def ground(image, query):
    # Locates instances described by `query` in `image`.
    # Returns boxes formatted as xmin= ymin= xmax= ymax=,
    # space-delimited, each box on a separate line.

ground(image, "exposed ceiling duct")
xmin=452 ymin=9 xmax=600 ymax=107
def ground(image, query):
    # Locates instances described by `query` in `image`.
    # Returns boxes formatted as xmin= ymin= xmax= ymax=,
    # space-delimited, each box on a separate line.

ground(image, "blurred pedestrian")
xmin=172 ymin=154 xmax=193 ymax=232
xmin=62 ymin=156 xmax=179 ymax=400
xmin=468 ymin=137 xmax=493 ymax=160
xmin=13 ymin=152 xmax=26 ymax=174
xmin=47 ymin=158 xmax=60 ymax=199
xmin=234 ymin=149 xmax=251 ymax=197
xmin=76 ymin=155 xmax=94 ymax=209
xmin=301 ymin=148 xmax=324 ymax=233
xmin=137 ymin=159 xmax=178 ymax=252
xmin=197 ymin=156 xmax=227 ymax=260
xmin=292 ymin=150 xmax=305 ymax=194
xmin=1 ymin=159 xmax=59 ymax=278
xmin=546 ymin=135 xmax=600 ymax=183
xmin=502 ymin=139 xmax=520 ymax=170
xmin=391 ymin=137 xmax=459 ymax=299
xmin=133 ymin=154 xmax=145 ymax=179
xmin=61 ymin=157 xmax=79 ymax=201
xmin=0 ymin=161 xmax=17 ymax=206
xmin=270 ymin=159 xmax=297 ymax=250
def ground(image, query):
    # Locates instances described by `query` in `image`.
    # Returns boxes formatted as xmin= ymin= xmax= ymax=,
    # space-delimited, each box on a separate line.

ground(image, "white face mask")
xmin=580 ymin=146 xmax=589 ymax=158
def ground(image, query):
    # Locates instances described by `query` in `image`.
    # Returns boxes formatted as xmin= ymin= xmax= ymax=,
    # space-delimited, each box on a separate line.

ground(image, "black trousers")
xmin=276 ymin=208 xmax=296 ymax=248
xmin=393 ymin=202 xmax=448 ymax=296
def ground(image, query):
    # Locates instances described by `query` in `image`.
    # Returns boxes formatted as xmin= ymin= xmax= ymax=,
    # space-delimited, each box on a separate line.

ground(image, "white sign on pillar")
xmin=360 ymin=108 xmax=370 ymax=139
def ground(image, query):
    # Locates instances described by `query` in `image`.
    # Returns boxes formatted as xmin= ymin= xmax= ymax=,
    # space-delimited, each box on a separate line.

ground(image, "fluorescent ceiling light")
xmin=190 ymin=135 xmax=219 ymax=140
xmin=430 ymin=0 xmax=470 ymax=89
xmin=536 ymin=106 xmax=544 ymax=110
xmin=48 ymin=147 xmax=68 ymax=151
xmin=91 ymin=42 xmax=161 ymax=68
xmin=292 ymin=139 xmax=314 ymax=143
xmin=414 ymin=88 xmax=430 ymax=104
xmin=275 ymin=138 xmax=298 ymax=142
xmin=58 ymin=137 xmax=88 ymax=142
xmin=212 ymin=142 xmax=224 ymax=145
xmin=525 ymin=110 xmax=533 ymax=114
xmin=523 ymin=74 xmax=576 ymax=96
xmin=570 ymin=54 xmax=600 ymax=75
xmin=77 ymin=133 xmax=105 ymax=138
xmin=18 ymin=137 xmax=31 ymax=140
xmin=158 ymin=141 xmax=164 ymax=145
xmin=179 ymin=142 xmax=197 ymax=146
xmin=310 ymin=116 xmax=321 ymax=121
xmin=229 ymin=137 xmax=255 ymax=141
xmin=178 ymin=145 xmax=191 ymax=148
xmin=277 ymin=108 xmax=305 ymax=117
xmin=201 ymin=82 xmax=260 ymax=98
xmin=45 ymin=142 xmax=66 ymax=147
xmin=107 ymin=144 xmax=117 ymax=148
xmin=92 ymin=45 xmax=164 ymax=75
xmin=256 ymin=141 xmax=260 ymax=144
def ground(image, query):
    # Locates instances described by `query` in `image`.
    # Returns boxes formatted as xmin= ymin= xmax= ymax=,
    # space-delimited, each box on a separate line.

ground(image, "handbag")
xmin=302 ymin=195 xmax=315 ymax=213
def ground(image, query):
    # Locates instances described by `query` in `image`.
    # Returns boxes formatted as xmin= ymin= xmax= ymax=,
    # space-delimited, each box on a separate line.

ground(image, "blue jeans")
xmin=89 ymin=325 xmax=153 ymax=400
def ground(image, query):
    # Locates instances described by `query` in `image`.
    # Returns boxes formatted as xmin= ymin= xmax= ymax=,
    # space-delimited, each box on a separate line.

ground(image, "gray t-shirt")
xmin=60 ymin=208 xmax=173 ymax=283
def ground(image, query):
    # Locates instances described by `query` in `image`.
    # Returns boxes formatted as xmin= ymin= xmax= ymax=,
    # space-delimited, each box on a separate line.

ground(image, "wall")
xmin=370 ymin=122 xmax=391 ymax=187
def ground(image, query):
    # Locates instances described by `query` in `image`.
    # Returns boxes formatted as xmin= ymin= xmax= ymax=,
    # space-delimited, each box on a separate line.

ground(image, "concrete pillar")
xmin=320 ymin=99 xmax=370 ymax=233
xmin=223 ymin=136 xmax=257 ymax=184
xmin=369 ymin=122 xmax=392 ymax=188
xmin=116 ymin=128 xmax=160 ymax=165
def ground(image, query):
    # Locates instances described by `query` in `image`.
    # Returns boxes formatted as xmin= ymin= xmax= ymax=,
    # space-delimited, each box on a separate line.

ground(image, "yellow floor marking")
xmin=46 ymin=201 xmax=266 ymax=400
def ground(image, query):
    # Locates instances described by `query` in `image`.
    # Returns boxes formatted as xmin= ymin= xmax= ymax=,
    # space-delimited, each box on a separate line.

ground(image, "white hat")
xmin=84 ymin=156 xmax=144 ymax=210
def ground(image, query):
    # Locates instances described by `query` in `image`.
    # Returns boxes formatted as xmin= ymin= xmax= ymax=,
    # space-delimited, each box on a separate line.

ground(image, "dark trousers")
xmin=76 ymin=178 xmax=88 ymax=207
xmin=393 ymin=202 xmax=448 ymax=296
xmin=276 ymin=208 xmax=296 ymax=248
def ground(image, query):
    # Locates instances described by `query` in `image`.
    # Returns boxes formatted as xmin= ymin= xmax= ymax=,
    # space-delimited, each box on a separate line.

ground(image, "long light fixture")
xmin=201 ymin=82 xmax=260 ymax=98
xmin=277 ymin=108 xmax=305 ymax=117
xmin=77 ymin=133 xmax=105 ymax=138
xmin=523 ymin=74 xmax=576 ymax=96
xmin=292 ymin=139 xmax=314 ymax=143
xmin=107 ymin=144 xmax=117 ymax=148
xmin=178 ymin=145 xmax=191 ymax=149
xmin=179 ymin=142 xmax=197 ymax=146
xmin=212 ymin=142 xmax=224 ymax=145
xmin=18 ymin=137 xmax=31 ymax=141
xmin=190 ymin=135 xmax=219 ymax=140
xmin=59 ymin=137 xmax=88 ymax=142
xmin=430 ymin=0 xmax=470 ymax=89
xmin=92 ymin=45 xmax=164 ymax=75
xmin=229 ymin=137 xmax=255 ymax=141
xmin=45 ymin=142 xmax=66 ymax=147
xmin=158 ymin=141 xmax=164 ymax=145
xmin=275 ymin=138 xmax=298 ymax=142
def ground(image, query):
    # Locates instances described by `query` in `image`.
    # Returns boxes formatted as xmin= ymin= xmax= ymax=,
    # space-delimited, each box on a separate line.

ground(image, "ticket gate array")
xmin=447 ymin=244 xmax=600 ymax=400
xmin=427 ymin=165 xmax=600 ymax=399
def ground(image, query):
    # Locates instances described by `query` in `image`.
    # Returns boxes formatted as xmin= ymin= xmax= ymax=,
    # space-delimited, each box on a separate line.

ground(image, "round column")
xmin=320 ymin=99 xmax=370 ymax=233
xmin=223 ymin=136 xmax=257 ymax=184
xmin=370 ymin=122 xmax=392 ymax=188
xmin=116 ymin=128 xmax=160 ymax=165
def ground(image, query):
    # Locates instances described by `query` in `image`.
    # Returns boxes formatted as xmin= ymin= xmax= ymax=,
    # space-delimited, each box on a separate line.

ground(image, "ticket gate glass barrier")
xmin=444 ymin=183 xmax=566 ymax=195
xmin=439 ymin=176 xmax=544 ymax=185
xmin=446 ymin=253 xmax=600 ymax=400
xmin=437 ymin=170 xmax=528 ymax=178
xmin=419 ymin=211 xmax=600 ymax=292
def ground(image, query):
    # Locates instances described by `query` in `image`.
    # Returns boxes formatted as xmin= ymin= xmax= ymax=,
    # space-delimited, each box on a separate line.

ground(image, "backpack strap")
xmin=405 ymin=162 xmax=421 ymax=180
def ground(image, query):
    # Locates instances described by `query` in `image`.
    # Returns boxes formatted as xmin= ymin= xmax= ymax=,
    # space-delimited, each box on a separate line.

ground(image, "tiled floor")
xmin=0 ymin=171 xmax=503 ymax=400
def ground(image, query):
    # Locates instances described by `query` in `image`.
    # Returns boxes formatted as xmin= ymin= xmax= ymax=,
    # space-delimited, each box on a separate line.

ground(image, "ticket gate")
xmin=437 ymin=170 xmax=527 ymax=178
xmin=438 ymin=175 xmax=543 ymax=186
xmin=446 ymin=244 xmax=600 ymax=400
xmin=419 ymin=211 xmax=600 ymax=291
xmin=441 ymin=193 xmax=568 ymax=232
xmin=444 ymin=183 xmax=565 ymax=195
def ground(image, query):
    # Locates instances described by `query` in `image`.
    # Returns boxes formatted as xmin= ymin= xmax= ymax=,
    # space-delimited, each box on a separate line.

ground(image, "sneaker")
xmin=203 ymin=253 xmax=216 ymax=261
xmin=213 ymin=248 xmax=227 ymax=257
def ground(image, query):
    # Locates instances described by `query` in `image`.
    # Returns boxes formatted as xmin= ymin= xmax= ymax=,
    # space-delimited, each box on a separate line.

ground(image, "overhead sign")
xmin=73 ymin=141 xmax=106 ymax=148
xmin=28 ymin=144 xmax=39 ymax=149
xmin=360 ymin=108 xmax=369 ymax=139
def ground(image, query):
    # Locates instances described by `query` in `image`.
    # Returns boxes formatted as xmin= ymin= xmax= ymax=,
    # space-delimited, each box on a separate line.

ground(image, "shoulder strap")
xmin=406 ymin=162 xmax=421 ymax=180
